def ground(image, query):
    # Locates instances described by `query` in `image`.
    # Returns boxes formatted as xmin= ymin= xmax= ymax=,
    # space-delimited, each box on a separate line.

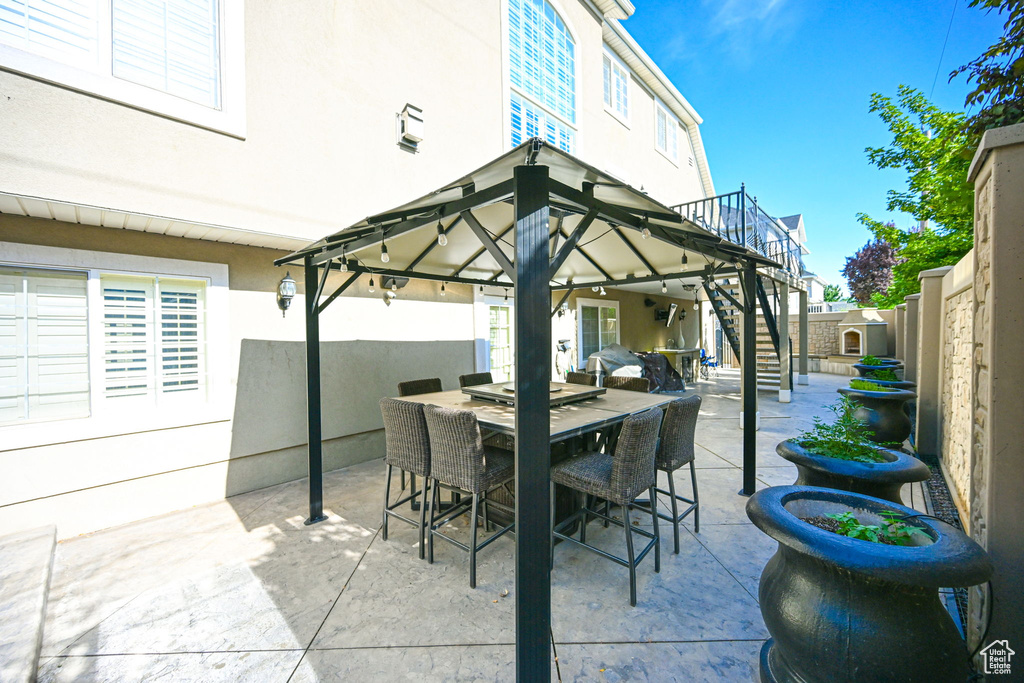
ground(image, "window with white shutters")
xmin=101 ymin=274 xmax=206 ymax=404
xmin=111 ymin=0 xmax=220 ymax=108
xmin=508 ymin=0 xmax=576 ymax=152
xmin=655 ymin=100 xmax=679 ymax=162
xmin=602 ymin=50 xmax=628 ymax=122
xmin=0 ymin=0 xmax=240 ymax=133
xmin=0 ymin=266 xmax=90 ymax=425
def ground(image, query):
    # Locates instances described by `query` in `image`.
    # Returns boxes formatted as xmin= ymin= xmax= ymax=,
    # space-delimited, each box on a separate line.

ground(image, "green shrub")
xmin=850 ymin=379 xmax=897 ymax=392
xmin=797 ymin=396 xmax=888 ymax=463
xmin=860 ymin=354 xmax=882 ymax=366
xmin=826 ymin=511 xmax=929 ymax=546
xmin=867 ymin=368 xmax=899 ymax=381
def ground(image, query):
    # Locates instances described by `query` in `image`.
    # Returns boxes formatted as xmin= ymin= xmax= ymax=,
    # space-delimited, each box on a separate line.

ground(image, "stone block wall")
xmin=788 ymin=312 xmax=846 ymax=356
xmin=941 ymin=284 xmax=974 ymax=517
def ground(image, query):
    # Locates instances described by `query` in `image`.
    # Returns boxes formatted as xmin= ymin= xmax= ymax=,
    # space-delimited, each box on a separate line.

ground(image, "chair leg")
xmin=690 ymin=461 xmax=700 ymax=534
xmin=417 ymin=476 xmax=429 ymax=560
xmin=427 ymin=479 xmax=438 ymax=564
xmin=401 ymin=469 xmax=407 ymax=492
xmin=649 ymin=485 xmax=661 ymax=574
xmin=469 ymin=492 xmax=480 ymax=589
xmin=549 ymin=481 xmax=556 ymax=571
xmin=481 ymin=489 xmax=490 ymax=533
xmin=579 ymin=493 xmax=588 ymax=544
xmin=623 ymin=503 xmax=637 ymax=607
xmin=667 ymin=469 xmax=680 ymax=554
xmin=382 ymin=464 xmax=393 ymax=541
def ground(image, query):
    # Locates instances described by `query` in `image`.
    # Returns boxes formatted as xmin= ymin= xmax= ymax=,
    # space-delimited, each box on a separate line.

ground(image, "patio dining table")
xmin=396 ymin=381 xmax=677 ymax=444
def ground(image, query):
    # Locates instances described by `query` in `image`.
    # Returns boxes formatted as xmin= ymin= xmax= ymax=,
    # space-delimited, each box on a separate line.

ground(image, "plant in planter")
xmin=854 ymin=355 xmax=904 ymax=379
xmin=777 ymin=396 xmax=928 ymax=503
xmin=839 ymin=382 xmax=916 ymax=444
xmin=747 ymin=485 xmax=993 ymax=683
xmin=864 ymin=367 xmax=917 ymax=390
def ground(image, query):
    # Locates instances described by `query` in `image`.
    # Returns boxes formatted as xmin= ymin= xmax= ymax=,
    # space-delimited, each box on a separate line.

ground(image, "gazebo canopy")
xmin=275 ymin=139 xmax=779 ymax=286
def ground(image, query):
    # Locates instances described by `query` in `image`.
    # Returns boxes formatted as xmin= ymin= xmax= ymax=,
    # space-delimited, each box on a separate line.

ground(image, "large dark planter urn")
xmin=776 ymin=439 xmax=928 ymax=504
xmin=838 ymin=386 xmax=916 ymax=443
xmin=747 ymin=486 xmax=993 ymax=683
xmin=853 ymin=362 xmax=904 ymax=379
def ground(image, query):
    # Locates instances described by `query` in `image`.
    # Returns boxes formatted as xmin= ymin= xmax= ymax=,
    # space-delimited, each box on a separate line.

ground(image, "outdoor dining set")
xmin=378 ymin=371 xmax=702 ymax=606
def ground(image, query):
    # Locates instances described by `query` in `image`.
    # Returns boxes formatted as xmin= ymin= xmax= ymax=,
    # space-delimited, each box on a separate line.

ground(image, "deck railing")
xmin=671 ymin=187 xmax=805 ymax=277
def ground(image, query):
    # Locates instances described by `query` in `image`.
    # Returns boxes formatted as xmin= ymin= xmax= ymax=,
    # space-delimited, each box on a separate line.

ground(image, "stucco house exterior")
xmin=0 ymin=0 xmax=725 ymax=536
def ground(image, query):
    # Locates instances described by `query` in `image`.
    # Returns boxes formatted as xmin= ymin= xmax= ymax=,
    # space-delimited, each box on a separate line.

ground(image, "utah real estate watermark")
xmin=980 ymin=640 xmax=1015 ymax=676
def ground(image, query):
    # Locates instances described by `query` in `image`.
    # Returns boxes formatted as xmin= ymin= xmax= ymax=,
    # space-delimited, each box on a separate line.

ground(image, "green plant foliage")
xmin=857 ymin=86 xmax=973 ymax=308
xmin=823 ymin=283 xmax=843 ymax=302
xmin=798 ymin=396 xmax=888 ymax=463
xmin=850 ymin=379 xmax=897 ymax=392
xmin=951 ymin=0 xmax=1024 ymax=143
xmin=826 ymin=511 xmax=929 ymax=546
xmin=867 ymin=368 xmax=899 ymax=381
xmin=860 ymin=355 xmax=882 ymax=366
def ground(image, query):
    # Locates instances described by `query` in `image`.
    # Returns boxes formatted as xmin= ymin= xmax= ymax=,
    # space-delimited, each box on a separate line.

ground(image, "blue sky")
xmin=625 ymin=0 xmax=1006 ymax=292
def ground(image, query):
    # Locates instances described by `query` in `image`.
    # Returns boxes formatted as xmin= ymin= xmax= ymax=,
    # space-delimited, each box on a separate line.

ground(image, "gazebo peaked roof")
xmin=275 ymin=139 xmax=779 ymax=287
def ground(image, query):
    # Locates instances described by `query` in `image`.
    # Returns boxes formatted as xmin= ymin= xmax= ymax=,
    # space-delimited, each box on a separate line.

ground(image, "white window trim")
xmin=0 ymin=241 xmax=230 ymax=451
xmin=0 ymin=2 xmax=246 ymax=138
xmin=654 ymin=98 xmax=680 ymax=166
xmin=602 ymin=47 xmax=630 ymax=129
xmin=500 ymin=0 xmax=582 ymax=155
xmin=576 ymin=296 xmax=620 ymax=366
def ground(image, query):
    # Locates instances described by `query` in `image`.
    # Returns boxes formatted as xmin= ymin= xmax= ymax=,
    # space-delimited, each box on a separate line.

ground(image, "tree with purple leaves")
xmin=842 ymin=238 xmax=900 ymax=306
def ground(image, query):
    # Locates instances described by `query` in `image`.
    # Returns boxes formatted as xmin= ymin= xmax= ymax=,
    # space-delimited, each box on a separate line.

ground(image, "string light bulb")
xmin=380 ymin=240 xmax=390 ymax=264
xmin=391 ymin=280 xmax=397 ymax=292
xmin=339 ymin=252 xmax=348 ymax=272
xmin=437 ymin=221 xmax=448 ymax=247
xmin=661 ymin=281 xmax=668 ymax=294
xmin=368 ymin=276 xmax=375 ymax=293
xmin=440 ymin=282 xmax=446 ymax=296
xmin=641 ymin=216 xmax=651 ymax=239
xmin=681 ymin=254 xmax=688 ymax=266
xmin=708 ymin=280 xmax=716 ymax=291
xmin=504 ymin=289 xmax=509 ymax=302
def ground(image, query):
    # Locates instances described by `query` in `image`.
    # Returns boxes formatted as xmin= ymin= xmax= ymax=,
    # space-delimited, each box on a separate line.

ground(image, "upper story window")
xmin=655 ymin=98 xmax=680 ymax=162
xmin=508 ymin=0 xmax=576 ymax=153
xmin=0 ymin=0 xmax=244 ymax=136
xmin=602 ymin=48 xmax=628 ymax=123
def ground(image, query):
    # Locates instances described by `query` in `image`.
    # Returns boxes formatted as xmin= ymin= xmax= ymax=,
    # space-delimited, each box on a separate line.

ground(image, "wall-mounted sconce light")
xmin=557 ymin=301 xmax=569 ymax=316
xmin=398 ymin=104 xmax=424 ymax=152
xmin=277 ymin=272 xmax=296 ymax=317
xmin=383 ymin=290 xmax=397 ymax=307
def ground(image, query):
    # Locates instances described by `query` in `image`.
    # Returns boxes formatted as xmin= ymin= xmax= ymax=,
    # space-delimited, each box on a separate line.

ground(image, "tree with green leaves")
xmin=856 ymin=86 xmax=973 ymax=308
xmin=823 ymin=284 xmax=842 ymax=302
xmin=951 ymin=0 xmax=1024 ymax=142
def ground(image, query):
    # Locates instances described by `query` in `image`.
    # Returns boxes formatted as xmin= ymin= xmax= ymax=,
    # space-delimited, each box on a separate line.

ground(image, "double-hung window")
xmin=602 ymin=49 xmax=629 ymax=123
xmin=508 ymin=0 xmax=576 ymax=153
xmin=1 ymin=262 xmax=211 ymax=427
xmin=0 ymin=0 xmax=244 ymax=135
xmin=577 ymin=298 xmax=619 ymax=366
xmin=655 ymin=99 xmax=680 ymax=162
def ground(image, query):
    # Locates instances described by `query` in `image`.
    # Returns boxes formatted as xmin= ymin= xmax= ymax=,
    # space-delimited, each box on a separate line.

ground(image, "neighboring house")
xmin=0 ymin=0 xmax=715 ymax=536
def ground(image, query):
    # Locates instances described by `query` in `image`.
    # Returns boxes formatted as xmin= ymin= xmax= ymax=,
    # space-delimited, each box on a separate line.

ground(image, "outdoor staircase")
xmin=705 ymin=274 xmax=784 ymax=392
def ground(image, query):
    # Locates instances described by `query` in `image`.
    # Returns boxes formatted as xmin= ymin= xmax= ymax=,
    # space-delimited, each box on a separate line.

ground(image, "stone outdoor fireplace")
xmin=837 ymin=309 xmax=888 ymax=356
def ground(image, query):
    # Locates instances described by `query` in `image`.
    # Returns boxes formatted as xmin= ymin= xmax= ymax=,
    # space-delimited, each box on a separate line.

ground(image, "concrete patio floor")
xmin=37 ymin=371 xmax=929 ymax=682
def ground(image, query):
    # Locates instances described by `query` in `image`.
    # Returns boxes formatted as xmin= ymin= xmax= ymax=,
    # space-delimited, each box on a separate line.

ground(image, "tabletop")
xmin=398 ymin=383 xmax=678 ymax=443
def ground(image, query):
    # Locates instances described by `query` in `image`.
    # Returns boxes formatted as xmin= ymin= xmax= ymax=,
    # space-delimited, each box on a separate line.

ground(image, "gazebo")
xmin=275 ymin=138 xmax=790 ymax=680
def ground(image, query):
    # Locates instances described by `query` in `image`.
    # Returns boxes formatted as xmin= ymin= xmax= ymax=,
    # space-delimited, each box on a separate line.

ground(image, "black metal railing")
xmin=671 ymin=186 xmax=804 ymax=277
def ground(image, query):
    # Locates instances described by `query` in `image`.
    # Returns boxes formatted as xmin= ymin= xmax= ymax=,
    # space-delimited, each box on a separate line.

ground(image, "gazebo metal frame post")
xmin=741 ymin=262 xmax=758 ymax=496
xmin=513 ymin=164 xmax=552 ymax=682
xmin=304 ymin=255 xmax=328 ymax=525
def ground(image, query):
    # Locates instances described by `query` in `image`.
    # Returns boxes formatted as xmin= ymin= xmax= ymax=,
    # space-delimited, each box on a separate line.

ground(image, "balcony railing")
xmin=671 ymin=187 xmax=805 ymax=277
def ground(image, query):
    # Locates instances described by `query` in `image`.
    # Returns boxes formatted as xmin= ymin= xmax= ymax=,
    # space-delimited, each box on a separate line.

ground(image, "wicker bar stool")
xmin=551 ymin=407 xmax=663 ymax=606
xmin=379 ymin=398 xmax=432 ymax=559
xmin=654 ymin=395 xmax=702 ymax=553
xmin=565 ymin=371 xmax=597 ymax=386
xmin=604 ymin=376 xmax=650 ymax=393
xmin=398 ymin=377 xmax=442 ymax=396
xmin=423 ymin=405 xmax=515 ymax=588
xmin=395 ymin=378 xmax=442 ymax=493
xmin=458 ymin=372 xmax=493 ymax=388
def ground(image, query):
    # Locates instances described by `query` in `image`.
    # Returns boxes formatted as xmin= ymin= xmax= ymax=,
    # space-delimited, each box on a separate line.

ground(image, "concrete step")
xmin=0 ymin=525 xmax=56 ymax=683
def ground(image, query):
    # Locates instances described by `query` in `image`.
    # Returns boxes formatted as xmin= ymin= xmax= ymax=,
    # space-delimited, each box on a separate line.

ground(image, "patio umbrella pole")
xmin=513 ymin=163 xmax=552 ymax=682
xmin=304 ymin=256 xmax=327 ymax=525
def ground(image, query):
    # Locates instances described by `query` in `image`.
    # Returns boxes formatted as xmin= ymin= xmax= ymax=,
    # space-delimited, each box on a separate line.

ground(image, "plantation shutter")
xmin=0 ymin=266 xmax=90 ymax=425
xmin=102 ymin=274 xmax=206 ymax=403
xmin=0 ymin=0 xmax=99 ymax=64
xmin=111 ymin=0 xmax=221 ymax=108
